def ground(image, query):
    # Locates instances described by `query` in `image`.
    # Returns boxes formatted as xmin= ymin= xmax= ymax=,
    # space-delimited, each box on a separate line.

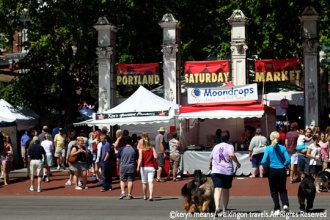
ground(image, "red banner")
xmin=117 ymin=63 xmax=160 ymax=85
xmin=184 ymin=60 xmax=230 ymax=84
xmin=254 ymin=58 xmax=301 ymax=82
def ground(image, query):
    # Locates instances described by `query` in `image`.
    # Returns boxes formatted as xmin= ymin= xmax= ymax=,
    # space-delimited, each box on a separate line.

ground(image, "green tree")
xmin=0 ymin=0 xmax=329 ymax=125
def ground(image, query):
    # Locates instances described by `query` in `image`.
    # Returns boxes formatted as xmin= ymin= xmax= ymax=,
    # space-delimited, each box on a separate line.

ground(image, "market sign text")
xmin=254 ymin=58 xmax=301 ymax=82
xmin=184 ymin=60 xmax=230 ymax=84
xmin=117 ymin=63 xmax=160 ymax=85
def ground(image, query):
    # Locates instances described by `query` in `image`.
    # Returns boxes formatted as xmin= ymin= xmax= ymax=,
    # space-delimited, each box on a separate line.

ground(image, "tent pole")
xmin=266 ymin=111 xmax=269 ymax=138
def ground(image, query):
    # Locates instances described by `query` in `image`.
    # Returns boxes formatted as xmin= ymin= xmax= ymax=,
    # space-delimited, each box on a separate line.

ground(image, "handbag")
xmin=68 ymin=154 xmax=78 ymax=163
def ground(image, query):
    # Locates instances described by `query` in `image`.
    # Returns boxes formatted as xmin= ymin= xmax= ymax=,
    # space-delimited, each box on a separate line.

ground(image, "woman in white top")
xmin=41 ymin=133 xmax=54 ymax=182
xmin=306 ymin=134 xmax=322 ymax=193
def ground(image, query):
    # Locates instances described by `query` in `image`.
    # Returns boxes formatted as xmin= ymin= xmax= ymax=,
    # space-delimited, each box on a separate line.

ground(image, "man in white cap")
xmin=27 ymin=136 xmax=47 ymax=192
xmin=155 ymin=127 xmax=166 ymax=182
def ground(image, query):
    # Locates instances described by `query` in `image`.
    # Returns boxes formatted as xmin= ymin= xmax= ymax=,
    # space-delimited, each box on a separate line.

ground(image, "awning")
xmin=178 ymin=100 xmax=275 ymax=120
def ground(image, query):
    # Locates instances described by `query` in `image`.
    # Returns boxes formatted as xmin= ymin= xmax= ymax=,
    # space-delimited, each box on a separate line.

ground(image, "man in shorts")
xmin=117 ymin=136 xmax=138 ymax=199
xmin=155 ymin=127 xmax=166 ymax=182
xmin=27 ymin=136 xmax=47 ymax=192
xmin=54 ymin=128 xmax=67 ymax=170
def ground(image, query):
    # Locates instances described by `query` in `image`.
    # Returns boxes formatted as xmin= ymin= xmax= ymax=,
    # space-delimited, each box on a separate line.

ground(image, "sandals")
xmin=156 ymin=179 xmax=165 ymax=182
xmin=173 ymin=178 xmax=179 ymax=182
xmin=290 ymin=179 xmax=297 ymax=184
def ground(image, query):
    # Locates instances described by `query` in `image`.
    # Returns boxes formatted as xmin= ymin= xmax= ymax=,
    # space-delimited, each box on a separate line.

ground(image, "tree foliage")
xmin=0 ymin=0 xmax=329 ymax=124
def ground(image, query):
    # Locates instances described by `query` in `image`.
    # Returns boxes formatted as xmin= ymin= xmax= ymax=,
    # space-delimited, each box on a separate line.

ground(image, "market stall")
xmin=177 ymin=85 xmax=276 ymax=176
xmin=74 ymin=86 xmax=179 ymax=127
xmin=0 ymin=99 xmax=38 ymax=168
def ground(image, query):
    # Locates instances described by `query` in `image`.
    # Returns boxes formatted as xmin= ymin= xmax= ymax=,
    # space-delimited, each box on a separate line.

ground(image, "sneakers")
xmin=75 ymin=186 xmax=83 ymax=190
xmin=78 ymin=181 xmax=83 ymax=187
xmin=37 ymin=187 xmax=42 ymax=193
xmin=100 ymin=188 xmax=106 ymax=192
xmin=65 ymin=180 xmax=72 ymax=186
xmin=56 ymin=166 xmax=60 ymax=171
xmin=283 ymin=205 xmax=289 ymax=212
xmin=29 ymin=185 xmax=34 ymax=191
xmin=46 ymin=177 xmax=50 ymax=182
xmin=316 ymin=188 xmax=321 ymax=193
xmin=127 ymin=194 xmax=134 ymax=200
xmin=42 ymin=175 xmax=46 ymax=181
xmin=109 ymin=185 xmax=112 ymax=191
xmin=119 ymin=193 xmax=126 ymax=199
xmin=274 ymin=210 xmax=280 ymax=216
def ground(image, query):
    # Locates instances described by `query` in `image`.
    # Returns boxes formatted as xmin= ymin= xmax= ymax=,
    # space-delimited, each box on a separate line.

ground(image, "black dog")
xmin=298 ymin=175 xmax=316 ymax=212
xmin=181 ymin=170 xmax=215 ymax=213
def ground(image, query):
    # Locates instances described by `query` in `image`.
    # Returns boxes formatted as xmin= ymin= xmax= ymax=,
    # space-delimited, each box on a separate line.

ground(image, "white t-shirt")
xmin=95 ymin=142 xmax=102 ymax=163
xmin=297 ymin=135 xmax=305 ymax=146
xmin=41 ymin=140 xmax=54 ymax=155
xmin=308 ymin=144 xmax=322 ymax=166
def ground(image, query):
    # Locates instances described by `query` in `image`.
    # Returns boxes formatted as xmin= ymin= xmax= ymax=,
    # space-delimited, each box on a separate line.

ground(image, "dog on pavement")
xmin=181 ymin=170 xmax=215 ymax=213
xmin=298 ymin=175 xmax=316 ymax=212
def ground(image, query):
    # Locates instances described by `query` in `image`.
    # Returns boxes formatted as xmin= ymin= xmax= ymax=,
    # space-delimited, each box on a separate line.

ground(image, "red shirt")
xmin=286 ymin=131 xmax=298 ymax=154
xmin=141 ymin=147 xmax=155 ymax=167
xmin=279 ymin=133 xmax=286 ymax=145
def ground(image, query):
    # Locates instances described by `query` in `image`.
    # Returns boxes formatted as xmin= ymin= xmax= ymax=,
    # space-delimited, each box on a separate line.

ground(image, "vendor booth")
xmin=177 ymin=84 xmax=276 ymax=176
xmin=74 ymin=86 xmax=179 ymax=127
xmin=0 ymin=99 xmax=38 ymax=168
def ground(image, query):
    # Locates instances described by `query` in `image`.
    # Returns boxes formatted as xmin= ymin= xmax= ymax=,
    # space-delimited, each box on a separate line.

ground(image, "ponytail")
xmin=270 ymin=131 xmax=280 ymax=146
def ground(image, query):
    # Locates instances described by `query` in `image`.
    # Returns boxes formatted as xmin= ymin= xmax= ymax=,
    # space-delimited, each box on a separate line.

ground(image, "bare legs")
xmin=2 ymin=161 xmax=12 ymax=185
xmin=214 ymin=188 xmax=230 ymax=212
xmin=142 ymin=182 xmax=154 ymax=200
xmin=157 ymin=166 xmax=163 ymax=180
xmin=120 ymin=180 xmax=134 ymax=195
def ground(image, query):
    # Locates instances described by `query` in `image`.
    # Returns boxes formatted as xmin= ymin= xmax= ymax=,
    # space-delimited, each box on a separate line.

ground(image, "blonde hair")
xmin=77 ymin=137 xmax=84 ymax=143
xmin=141 ymin=131 xmax=148 ymax=140
xmin=270 ymin=131 xmax=280 ymax=146
xmin=116 ymin=129 xmax=123 ymax=138
xmin=142 ymin=136 xmax=151 ymax=151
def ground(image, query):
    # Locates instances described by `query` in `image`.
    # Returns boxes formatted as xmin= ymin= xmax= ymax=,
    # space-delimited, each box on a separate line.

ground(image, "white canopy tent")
xmin=0 ymin=99 xmax=37 ymax=130
xmin=262 ymin=90 xmax=304 ymax=116
xmin=0 ymin=99 xmax=38 ymax=168
xmin=74 ymin=86 xmax=179 ymax=126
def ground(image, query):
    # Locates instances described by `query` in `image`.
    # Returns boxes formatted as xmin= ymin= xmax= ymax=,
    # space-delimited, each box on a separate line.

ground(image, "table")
xmin=179 ymin=151 xmax=251 ymax=176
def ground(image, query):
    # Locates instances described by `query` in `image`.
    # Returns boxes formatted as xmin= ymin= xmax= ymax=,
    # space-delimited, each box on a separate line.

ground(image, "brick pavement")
xmin=0 ymin=168 xmax=329 ymax=198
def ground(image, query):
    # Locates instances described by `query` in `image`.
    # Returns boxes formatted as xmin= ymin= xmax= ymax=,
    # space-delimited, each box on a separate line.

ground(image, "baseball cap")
xmin=59 ymin=128 xmax=63 ymax=131
xmin=42 ymin=125 xmax=48 ymax=130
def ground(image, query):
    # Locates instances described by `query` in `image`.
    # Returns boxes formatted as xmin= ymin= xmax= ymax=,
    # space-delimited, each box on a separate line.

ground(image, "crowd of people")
xmin=209 ymin=123 xmax=330 ymax=217
xmin=0 ymin=124 xmax=183 ymax=199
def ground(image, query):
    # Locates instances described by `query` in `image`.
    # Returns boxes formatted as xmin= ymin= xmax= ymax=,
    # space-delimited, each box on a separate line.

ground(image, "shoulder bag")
xmin=274 ymin=145 xmax=290 ymax=170
xmin=68 ymin=153 xmax=78 ymax=163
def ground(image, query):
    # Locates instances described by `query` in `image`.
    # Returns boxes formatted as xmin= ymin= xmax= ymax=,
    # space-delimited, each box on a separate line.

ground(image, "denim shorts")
xmin=211 ymin=173 xmax=233 ymax=189
xmin=252 ymin=153 xmax=264 ymax=168
xmin=297 ymin=154 xmax=310 ymax=173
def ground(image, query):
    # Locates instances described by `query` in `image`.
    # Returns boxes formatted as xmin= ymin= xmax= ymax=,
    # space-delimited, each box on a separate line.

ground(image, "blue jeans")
xmin=101 ymin=160 xmax=112 ymax=189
